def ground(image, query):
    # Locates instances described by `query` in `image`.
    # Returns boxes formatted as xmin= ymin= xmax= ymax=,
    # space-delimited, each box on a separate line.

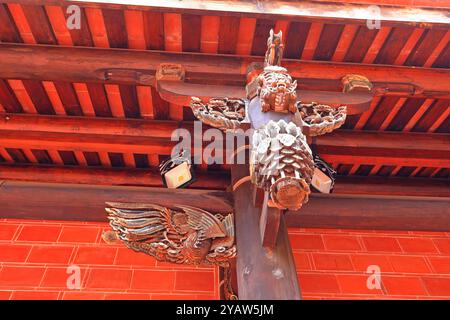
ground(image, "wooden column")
xmin=232 ymin=164 xmax=301 ymax=300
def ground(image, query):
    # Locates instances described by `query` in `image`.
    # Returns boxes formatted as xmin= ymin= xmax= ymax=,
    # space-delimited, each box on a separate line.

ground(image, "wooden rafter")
xmin=1 ymin=0 xmax=449 ymax=27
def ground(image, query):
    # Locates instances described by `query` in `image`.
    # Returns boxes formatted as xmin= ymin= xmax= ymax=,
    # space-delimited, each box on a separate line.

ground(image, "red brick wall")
xmin=2 ymin=218 xmax=450 ymax=300
xmin=0 ymin=219 xmax=219 ymax=300
xmin=289 ymin=228 xmax=450 ymax=299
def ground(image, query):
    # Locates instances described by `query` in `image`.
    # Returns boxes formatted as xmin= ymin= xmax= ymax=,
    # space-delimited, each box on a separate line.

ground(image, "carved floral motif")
xmin=297 ymin=102 xmax=347 ymax=136
xmin=190 ymin=97 xmax=246 ymax=132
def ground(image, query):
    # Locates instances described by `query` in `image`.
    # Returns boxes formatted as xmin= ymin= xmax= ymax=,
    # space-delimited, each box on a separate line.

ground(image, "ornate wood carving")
xmin=156 ymin=63 xmax=185 ymax=81
xmin=265 ymin=29 xmax=284 ymax=67
xmin=190 ymin=97 xmax=247 ymax=132
xmin=342 ymin=74 xmax=373 ymax=93
xmin=297 ymin=102 xmax=347 ymax=136
xmin=258 ymin=66 xmax=298 ymax=113
xmin=250 ymin=120 xmax=314 ymax=210
xmin=104 ymin=202 xmax=236 ymax=267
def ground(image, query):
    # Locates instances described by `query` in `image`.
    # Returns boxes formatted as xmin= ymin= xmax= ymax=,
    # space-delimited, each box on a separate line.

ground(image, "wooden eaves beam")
xmin=0 ymin=114 xmax=448 ymax=168
xmin=0 ymin=44 xmax=449 ymax=99
xmin=0 ymin=179 xmax=448 ymax=231
xmin=1 ymin=164 xmax=448 ymax=198
xmin=1 ymin=0 xmax=449 ymax=27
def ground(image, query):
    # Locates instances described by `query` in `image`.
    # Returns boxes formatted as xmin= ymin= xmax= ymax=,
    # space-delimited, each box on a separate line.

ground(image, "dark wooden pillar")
xmin=231 ymin=164 xmax=301 ymax=300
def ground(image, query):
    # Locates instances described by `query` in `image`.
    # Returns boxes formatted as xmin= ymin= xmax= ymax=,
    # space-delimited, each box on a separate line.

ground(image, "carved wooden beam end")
xmin=250 ymin=120 xmax=314 ymax=211
xmin=104 ymin=202 xmax=236 ymax=267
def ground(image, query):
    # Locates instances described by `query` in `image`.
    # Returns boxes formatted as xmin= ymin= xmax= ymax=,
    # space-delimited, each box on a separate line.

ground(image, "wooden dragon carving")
xmin=186 ymin=29 xmax=370 ymax=211
xmin=103 ymin=202 xmax=236 ymax=267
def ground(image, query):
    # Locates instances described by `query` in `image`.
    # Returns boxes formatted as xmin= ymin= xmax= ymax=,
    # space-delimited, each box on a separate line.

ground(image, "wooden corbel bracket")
xmin=156 ymin=70 xmax=374 ymax=115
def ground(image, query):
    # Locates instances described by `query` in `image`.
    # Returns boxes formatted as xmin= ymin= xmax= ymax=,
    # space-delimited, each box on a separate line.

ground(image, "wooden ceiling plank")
xmin=21 ymin=148 xmax=38 ymax=163
xmin=181 ymin=13 xmax=201 ymax=53
xmin=84 ymin=7 xmax=109 ymax=47
xmin=42 ymin=81 xmax=67 ymax=115
xmin=301 ymin=22 xmax=323 ymax=60
xmin=122 ymin=152 xmax=136 ymax=168
xmin=0 ymin=3 xmax=23 ymax=42
xmin=136 ymin=86 xmax=153 ymax=119
xmin=403 ymin=98 xmax=434 ymax=131
xmin=98 ymin=151 xmax=112 ymax=167
xmin=163 ymin=12 xmax=182 ymax=52
xmin=379 ymin=97 xmax=407 ymax=131
xmin=394 ymin=28 xmax=424 ymax=65
xmin=235 ymin=17 xmax=256 ymax=55
xmin=354 ymin=96 xmax=381 ymax=130
xmin=0 ymin=147 xmax=14 ymax=163
xmin=73 ymin=150 xmax=87 ymax=166
xmin=72 ymin=83 xmax=96 ymax=116
xmin=405 ymin=29 xmax=448 ymax=67
xmin=331 ymin=24 xmax=358 ymax=62
xmin=104 ymin=84 xmax=125 ymax=118
xmin=424 ymin=30 xmax=450 ymax=67
xmin=44 ymin=5 xmax=73 ymax=45
xmin=46 ymin=149 xmax=63 ymax=165
xmin=6 ymin=79 xmax=38 ymax=114
xmin=362 ymin=26 xmax=392 ymax=64
xmin=124 ymin=9 xmax=146 ymax=49
xmin=6 ymin=3 xmax=36 ymax=43
xmin=200 ymin=15 xmax=219 ymax=54
xmin=428 ymin=106 xmax=450 ymax=133
xmin=3 ymin=0 xmax=449 ymax=26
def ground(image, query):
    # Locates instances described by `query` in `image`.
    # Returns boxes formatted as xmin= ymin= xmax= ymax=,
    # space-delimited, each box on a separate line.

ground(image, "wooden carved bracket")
xmin=103 ymin=202 xmax=236 ymax=267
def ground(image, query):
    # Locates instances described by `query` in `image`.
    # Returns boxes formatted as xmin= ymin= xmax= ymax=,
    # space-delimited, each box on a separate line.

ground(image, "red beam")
xmin=0 ymin=164 xmax=230 ymax=190
xmin=0 ymin=44 xmax=449 ymax=98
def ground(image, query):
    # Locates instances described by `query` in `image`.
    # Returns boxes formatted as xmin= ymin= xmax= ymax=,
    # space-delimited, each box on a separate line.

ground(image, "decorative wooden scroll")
xmin=103 ymin=202 xmax=236 ymax=267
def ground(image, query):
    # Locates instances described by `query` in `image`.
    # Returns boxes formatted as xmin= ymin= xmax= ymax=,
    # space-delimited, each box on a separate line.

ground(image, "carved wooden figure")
xmin=258 ymin=66 xmax=298 ymax=113
xmin=264 ymin=29 xmax=284 ymax=67
xmin=104 ymin=202 xmax=236 ymax=267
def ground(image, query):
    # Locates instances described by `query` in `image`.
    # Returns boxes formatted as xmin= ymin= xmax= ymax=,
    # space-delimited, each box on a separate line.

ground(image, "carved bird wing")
xmin=176 ymin=205 xmax=227 ymax=240
xmin=105 ymin=202 xmax=169 ymax=242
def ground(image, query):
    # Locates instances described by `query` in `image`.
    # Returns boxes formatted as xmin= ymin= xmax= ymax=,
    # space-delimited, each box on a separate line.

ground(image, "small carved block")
xmin=156 ymin=63 xmax=185 ymax=81
xmin=342 ymin=74 xmax=373 ymax=93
